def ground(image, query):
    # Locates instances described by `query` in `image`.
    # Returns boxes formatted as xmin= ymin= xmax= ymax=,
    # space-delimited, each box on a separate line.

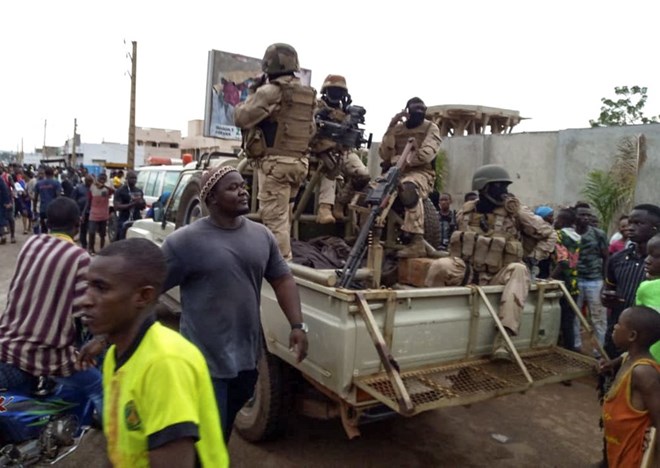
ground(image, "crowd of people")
xmin=427 ymin=189 xmax=660 ymax=466
xmin=0 ymin=40 xmax=658 ymax=467
xmin=0 ymin=163 xmax=145 ymax=253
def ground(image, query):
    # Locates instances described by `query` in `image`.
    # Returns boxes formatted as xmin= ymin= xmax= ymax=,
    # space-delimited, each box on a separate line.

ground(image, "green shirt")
xmin=103 ymin=320 xmax=228 ymax=467
xmin=635 ymin=279 xmax=660 ymax=362
xmin=577 ymin=226 xmax=608 ymax=280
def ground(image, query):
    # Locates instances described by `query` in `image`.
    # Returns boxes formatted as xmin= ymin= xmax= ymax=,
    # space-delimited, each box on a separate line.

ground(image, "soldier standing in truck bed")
xmin=425 ymin=165 xmax=557 ymax=361
xmin=234 ymin=43 xmax=316 ymax=261
xmin=379 ymin=97 xmax=442 ymax=258
xmin=311 ymin=74 xmax=370 ymax=224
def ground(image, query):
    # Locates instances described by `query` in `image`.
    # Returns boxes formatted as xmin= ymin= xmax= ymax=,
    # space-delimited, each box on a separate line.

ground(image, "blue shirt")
xmin=35 ymin=178 xmax=62 ymax=213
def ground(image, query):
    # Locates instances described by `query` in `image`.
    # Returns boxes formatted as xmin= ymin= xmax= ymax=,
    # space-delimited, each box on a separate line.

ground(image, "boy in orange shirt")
xmin=602 ymin=306 xmax=660 ymax=467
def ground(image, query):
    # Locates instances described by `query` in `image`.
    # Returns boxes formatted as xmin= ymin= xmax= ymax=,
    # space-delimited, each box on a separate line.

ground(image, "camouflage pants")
xmin=425 ymin=258 xmax=530 ymax=335
xmin=318 ymin=151 xmax=370 ymax=206
xmin=400 ymin=170 xmax=434 ymax=235
xmin=257 ymin=155 xmax=309 ymax=260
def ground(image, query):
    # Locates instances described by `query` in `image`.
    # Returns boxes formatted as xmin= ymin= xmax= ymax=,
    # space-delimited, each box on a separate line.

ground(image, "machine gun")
xmin=336 ymin=138 xmax=416 ymax=289
xmin=315 ymin=105 xmax=373 ymax=150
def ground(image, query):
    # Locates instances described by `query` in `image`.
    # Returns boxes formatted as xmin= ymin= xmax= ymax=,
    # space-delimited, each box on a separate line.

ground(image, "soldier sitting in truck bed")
xmin=425 ymin=165 xmax=557 ymax=361
xmin=379 ymin=98 xmax=442 ymax=258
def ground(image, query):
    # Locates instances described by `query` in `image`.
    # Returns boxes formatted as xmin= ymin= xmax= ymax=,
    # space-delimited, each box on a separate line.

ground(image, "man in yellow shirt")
xmin=79 ymin=238 xmax=228 ymax=467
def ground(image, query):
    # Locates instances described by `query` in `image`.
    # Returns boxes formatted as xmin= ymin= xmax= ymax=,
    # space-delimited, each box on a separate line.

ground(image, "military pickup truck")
xmin=127 ymin=153 xmax=599 ymax=441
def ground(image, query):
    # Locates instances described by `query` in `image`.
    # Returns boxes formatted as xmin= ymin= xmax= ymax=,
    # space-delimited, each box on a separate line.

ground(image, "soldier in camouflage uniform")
xmin=234 ymin=43 xmax=316 ymax=260
xmin=311 ymin=74 xmax=370 ymax=224
xmin=379 ymin=98 xmax=442 ymax=258
xmin=425 ymin=165 xmax=557 ymax=360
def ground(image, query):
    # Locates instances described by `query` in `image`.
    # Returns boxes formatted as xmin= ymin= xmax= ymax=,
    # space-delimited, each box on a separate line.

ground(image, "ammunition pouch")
xmin=449 ymin=231 xmax=523 ymax=274
xmin=242 ymin=127 xmax=267 ymax=159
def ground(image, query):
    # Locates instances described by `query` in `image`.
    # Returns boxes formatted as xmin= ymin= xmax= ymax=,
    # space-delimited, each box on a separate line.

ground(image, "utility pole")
xmin=127 ymin=41 xmax=137 ymax=170
xmin=42 ymin=119 xmax=47 ymax=161
xmin=71 ymin=118 xmax=77 ymax=168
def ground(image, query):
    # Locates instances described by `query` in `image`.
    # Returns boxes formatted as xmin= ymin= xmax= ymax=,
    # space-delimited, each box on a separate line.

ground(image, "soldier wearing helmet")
xmin=234 ymin=43 xmax=316 ymax=260
xmin=425 ymin=164 xmax=557 ymax=361
xmin=379 ymin=97 xmax=442 ymax=258
xmin=311 ymin=74 xmax=370 ymax=224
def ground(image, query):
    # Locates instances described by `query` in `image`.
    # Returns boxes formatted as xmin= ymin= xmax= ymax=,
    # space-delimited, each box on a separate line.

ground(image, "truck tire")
xmin=176 ymin=175 xmax=206 ymax=228
xmin=234 ymin=349 xmax=291 ymax=442
xmin=423 ymin=197 xmax=441 ymax=249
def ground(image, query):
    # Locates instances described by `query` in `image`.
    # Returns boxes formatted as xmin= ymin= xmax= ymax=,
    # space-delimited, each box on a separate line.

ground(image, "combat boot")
xmin=397 ymin=234 xmax=426 ymax=258
xmin=332 ymin=202 xmax=346 ymax=222
xmin=491 ymin=331 xmax=513 ymax=362
xmin=316 ymin=203 xmax=336 ymax=224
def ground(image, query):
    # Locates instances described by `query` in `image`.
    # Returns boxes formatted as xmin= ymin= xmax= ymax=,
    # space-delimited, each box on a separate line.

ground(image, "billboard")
xmin=203 ymin=49 xmax=312 ymax=140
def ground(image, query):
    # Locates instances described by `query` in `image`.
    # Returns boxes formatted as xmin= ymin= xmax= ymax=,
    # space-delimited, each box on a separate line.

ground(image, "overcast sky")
xmin=2 ymin=0 xmax=659 ymax=152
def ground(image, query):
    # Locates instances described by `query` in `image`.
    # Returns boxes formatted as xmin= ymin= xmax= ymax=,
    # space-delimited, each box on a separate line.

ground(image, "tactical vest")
xmin=449 ymin=201 xmax=524 ymax=274
xmin=393 ymin=120 xmax=432 ymax=158
xmin=264 ymin=82 xmax=316 ymax=157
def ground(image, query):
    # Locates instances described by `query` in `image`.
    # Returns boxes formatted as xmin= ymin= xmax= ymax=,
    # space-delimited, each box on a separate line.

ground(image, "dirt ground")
xmin=0 ymin=234 xmax=605 ymax=467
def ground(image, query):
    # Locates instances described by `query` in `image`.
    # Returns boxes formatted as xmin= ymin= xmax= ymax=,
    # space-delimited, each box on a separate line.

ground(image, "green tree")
xmin=590 ymin=86 xmax=660 ymax=127
xmin=582 ymin=135 xmax=647 ymax=234
xmin=434 ymin=149 xmax=447 ymax=193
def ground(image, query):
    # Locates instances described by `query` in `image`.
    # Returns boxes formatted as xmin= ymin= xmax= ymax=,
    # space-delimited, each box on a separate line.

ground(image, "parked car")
xmin=108 ymin=164 xmax=184 ymax=241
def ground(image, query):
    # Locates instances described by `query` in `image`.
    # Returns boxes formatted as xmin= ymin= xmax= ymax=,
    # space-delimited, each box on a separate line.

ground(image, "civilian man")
xmin=81 ymin=239 xmax=228 ymax=467
xmin=162 ymin=165 xmax=309 ymax=441
xmin=33 ymin=166 xmax=62 ymax=234
xmin=0 ymin=197 xmax=102 ymax=413
xmin=113 ymin=170 xmax=146 ymax=240
xmin=574 ymin=205 xmax=608 ymax=354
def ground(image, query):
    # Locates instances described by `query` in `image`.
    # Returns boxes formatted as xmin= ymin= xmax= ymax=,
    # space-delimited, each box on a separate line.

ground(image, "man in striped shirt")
xmin=0 ymin=197 xmax=102 ymax=413
xmin=601 ymin=204 xmax=660 ymax=359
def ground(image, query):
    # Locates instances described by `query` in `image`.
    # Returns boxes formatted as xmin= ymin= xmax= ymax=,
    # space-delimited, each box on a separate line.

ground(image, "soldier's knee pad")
xmin=509 ymin=262 xmax=529 ymax=274
xmin=351 ymin=175 xmax=371 ymax=192
xmin=399 ymin=182 xmax=419 ymax=208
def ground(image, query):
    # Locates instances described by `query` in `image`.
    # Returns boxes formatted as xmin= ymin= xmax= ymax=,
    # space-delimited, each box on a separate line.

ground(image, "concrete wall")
xmin=441 ymin=123 xmax=660 ymax=209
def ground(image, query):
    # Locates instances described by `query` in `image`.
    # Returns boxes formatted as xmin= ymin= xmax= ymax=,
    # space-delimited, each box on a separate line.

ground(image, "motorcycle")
xmin=0 ymin=377 xmax=95 ymax=467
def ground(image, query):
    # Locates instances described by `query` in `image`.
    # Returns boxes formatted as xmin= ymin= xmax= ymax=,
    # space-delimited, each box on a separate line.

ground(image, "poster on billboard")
xmin=203 ymin=49 xmax=312 ymax=140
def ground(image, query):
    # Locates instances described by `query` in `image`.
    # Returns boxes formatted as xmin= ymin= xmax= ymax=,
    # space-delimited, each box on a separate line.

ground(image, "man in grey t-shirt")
xmin=162 ymin=166 xmax=308 ymax=441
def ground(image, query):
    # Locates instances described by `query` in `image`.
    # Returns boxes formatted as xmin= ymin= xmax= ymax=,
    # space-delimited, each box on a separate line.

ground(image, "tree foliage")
xmin=434 ymin=149 xmax=447 ymax=193
xmin=582 ymin=135 xmax=646 ymax=234
xmin=590 ymin=86 xmax=660 ymax=127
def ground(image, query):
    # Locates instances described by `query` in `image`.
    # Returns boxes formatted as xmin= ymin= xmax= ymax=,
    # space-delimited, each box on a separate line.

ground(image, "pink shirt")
xmin=89 ymin=183 xmax=111 ymax=221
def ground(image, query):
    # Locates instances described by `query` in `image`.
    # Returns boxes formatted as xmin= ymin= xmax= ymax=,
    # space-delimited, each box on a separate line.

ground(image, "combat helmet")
xmin=262 ymin=43 xmax=300 ymax=75
xmin=472 ymin=164 xmax=512 ymax=191
xmin=321 ymin=74 xmax=348 ymax=92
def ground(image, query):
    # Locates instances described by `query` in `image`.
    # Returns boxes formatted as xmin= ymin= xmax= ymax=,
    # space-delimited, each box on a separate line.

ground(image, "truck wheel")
xmin=423 ymin=198 xmax=441 ymax=249
xmin=234 ymin=349 xmax=291 ymax=442
xmin=176 ymin=175 xmax=207 ymax=228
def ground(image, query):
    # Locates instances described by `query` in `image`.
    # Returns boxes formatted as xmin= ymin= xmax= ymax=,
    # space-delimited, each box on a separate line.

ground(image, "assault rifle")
xmin=315 ymin=105 xmax=373 ymax=150
xmin=337 ymin=138 xmax=416 ymax=289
